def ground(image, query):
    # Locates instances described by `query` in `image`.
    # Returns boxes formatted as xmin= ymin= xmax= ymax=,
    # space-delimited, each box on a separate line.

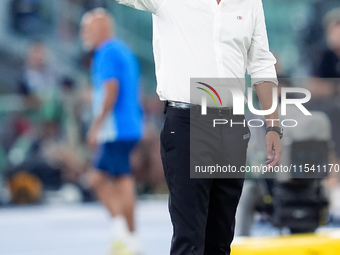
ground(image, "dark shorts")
xmin=93 ymin=140 xmax=138 ymax=177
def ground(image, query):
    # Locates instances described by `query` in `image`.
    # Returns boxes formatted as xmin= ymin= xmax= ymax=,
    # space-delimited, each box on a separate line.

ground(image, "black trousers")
xmin=160 ymin=103 xmax=249 ymax=255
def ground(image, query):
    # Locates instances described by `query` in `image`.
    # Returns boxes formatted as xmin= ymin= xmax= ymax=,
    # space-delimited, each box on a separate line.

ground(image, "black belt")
xmin=167 ymin=101 xmax=233 ymax=116
xmin=168 ymin=101 xmax=191 ymax=109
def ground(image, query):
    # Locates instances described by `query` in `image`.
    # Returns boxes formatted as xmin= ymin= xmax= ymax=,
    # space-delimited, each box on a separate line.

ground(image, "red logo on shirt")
xmin=237 ymin=16 xmax=243 ymax=20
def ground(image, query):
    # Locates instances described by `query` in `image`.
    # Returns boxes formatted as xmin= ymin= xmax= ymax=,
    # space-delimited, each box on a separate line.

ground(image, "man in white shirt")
xmin=113 ymin=0 xmax=282 ymax=254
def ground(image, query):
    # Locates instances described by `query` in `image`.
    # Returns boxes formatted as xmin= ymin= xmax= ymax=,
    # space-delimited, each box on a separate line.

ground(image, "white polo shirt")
xmin=116 ymin=0 xmax=278 ymax=104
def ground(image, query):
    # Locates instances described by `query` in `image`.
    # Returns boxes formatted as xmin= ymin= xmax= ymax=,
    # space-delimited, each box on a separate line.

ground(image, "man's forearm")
xmin=255 ymin=81 xmax=279 ymax=127
xmin=91 ymin=80 xmax=119 ymax=130
xmin=92 ymin=111 xmax=109 ymax=131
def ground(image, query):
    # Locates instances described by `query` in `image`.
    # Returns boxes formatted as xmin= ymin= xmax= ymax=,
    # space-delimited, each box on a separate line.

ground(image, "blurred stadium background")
xmin=1 ymin=0 xmax=340 ymax=255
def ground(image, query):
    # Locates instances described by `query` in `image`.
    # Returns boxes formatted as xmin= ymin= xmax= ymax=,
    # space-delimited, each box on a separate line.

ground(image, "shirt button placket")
xmin=213 ymin=5 xmax=224 ymax=78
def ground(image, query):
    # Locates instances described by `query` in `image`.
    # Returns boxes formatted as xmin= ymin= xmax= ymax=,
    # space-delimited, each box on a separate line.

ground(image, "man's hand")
xmin=254 ymin=81 xmax=282 ymax=167
xmin=265 ymin=131 xmax=282 ymax=166
xmin=87 ymin=80 xmax=118 ymax=151
xmin=87 ymin=124 xmax=100 ymax=151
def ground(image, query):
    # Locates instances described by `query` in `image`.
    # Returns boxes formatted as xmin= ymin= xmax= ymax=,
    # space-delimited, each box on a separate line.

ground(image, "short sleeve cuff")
xmin=252 ymin=77 xmax=278 ymax=88
xmin=251 ymin=66 xmax=278 ymax=89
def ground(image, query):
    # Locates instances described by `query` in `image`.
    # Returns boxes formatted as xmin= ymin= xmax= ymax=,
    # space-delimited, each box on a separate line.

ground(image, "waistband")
xmin=166 ymin=100 xmax=234 ymax=116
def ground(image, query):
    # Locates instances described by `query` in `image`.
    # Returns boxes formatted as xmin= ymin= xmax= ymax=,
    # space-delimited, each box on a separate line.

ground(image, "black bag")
xmin=272 ymin=181 xmax=328 ymax=233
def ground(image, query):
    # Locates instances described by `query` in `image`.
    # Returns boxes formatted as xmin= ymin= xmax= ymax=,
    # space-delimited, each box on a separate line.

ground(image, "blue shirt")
xmin=91 ymin=38 xmax=143 ymax=143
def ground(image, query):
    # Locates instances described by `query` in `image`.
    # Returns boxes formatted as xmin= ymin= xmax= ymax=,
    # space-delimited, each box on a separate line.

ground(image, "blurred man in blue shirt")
xmin=81 ymin=8 xmax=143 ymax=254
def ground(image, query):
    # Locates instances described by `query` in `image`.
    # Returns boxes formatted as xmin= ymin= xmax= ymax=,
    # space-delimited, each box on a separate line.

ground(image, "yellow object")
xmin=108 ymin=240 xmax=134 ymax=255
xmin=7 ymin=171 xmax=42 ymax=205
xmin=231 ymin=229 xmax=340 ymax=255
xmin=263 ymin=195 xmax=272 ymax=204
